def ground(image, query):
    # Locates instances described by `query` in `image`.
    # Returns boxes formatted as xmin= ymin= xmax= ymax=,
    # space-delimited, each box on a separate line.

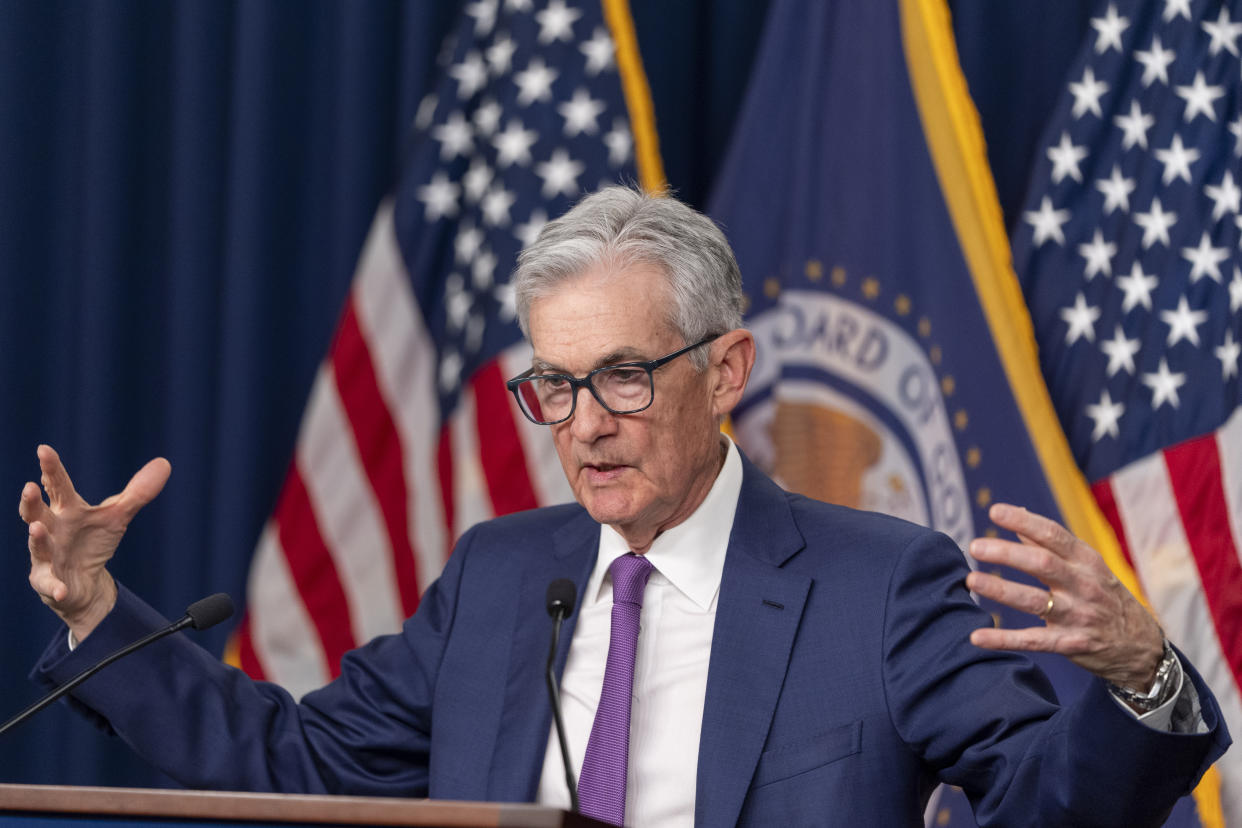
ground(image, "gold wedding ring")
xmin=1038 ymin=592 xmax=1055 ymax=620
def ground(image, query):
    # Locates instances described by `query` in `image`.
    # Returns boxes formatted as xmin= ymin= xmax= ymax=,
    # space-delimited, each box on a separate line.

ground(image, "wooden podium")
xmin=0 ymin=784 xmax=606 ymax=828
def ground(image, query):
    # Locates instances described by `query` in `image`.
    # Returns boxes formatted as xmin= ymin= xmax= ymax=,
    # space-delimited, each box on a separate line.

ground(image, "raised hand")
xmin=19 ymin=445 xmax=171 ymax=641
xmin=967 ymin=502 xmax=1164 ymax=692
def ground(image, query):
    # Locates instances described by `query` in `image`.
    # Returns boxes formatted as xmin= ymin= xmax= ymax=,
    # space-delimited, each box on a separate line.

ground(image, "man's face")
xmin=527 ymin=263 xmax=725 ymax=548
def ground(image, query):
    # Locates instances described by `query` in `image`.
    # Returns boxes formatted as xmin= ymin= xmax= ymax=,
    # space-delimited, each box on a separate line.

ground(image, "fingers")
xmin=27 ymin=521 xmax=68 ymax=603
xmin=969 ymin=535 xmax=1072 ymax=590
xmin=966 ymin=570 xmax=1052 ymax=619
xmin=37 ymin=444 xmax=80 ymax=509
xmin=114 ymin=457 xmax=172 ymax=518
xmin=18 ymin=481 xmax=49 ymax=526
xmin=970 ymin=625 xmax=1072 ymax=653
xmin=987 ymin=502 xmax=1085 ymax=560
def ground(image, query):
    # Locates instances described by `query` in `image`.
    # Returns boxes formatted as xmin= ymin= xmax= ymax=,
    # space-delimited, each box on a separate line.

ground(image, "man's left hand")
xmin=967 ymin=502 xmax=1164 ymax=692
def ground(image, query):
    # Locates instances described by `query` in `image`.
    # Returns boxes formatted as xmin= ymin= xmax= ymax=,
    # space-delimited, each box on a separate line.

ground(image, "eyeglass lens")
xmin=515 ymin=366 xmax=653 ymax=424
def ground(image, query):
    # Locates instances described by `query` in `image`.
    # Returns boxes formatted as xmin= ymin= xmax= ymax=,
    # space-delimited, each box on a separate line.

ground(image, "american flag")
xmin=1012 ymin=0 xmax=1242 ymax=820
xmin=227 ymin=0 xmax=655 ymax=701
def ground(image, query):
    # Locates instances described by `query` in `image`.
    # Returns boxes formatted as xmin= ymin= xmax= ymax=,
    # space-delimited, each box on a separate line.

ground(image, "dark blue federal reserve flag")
xmin=709 ymin=0 xmax=1210 ymax=825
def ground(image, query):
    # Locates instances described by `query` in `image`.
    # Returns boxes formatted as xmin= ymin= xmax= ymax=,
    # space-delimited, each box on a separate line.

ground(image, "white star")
xmin=1134 ymin=197 xmax=1178 ymax=248
xmin=1213 ymin=328 xmax=1242 ymax=381
xmin=1096 ymin=165 xmax=1136 ymax=214
xmin=450 ymin=51 xmax=488 ymax=100
xmin=535 ymin=148 xmax=586 ymax=198
xmin=1205 ymin=171 xmax=1241 ymax=221
xmin=455 ymin=223 xmax=483 ymax=264
xmin=432 ymin=112 xmax=474 ymax=161
xmin=1217 ymin=330 xmax=1242 ymax=379
xmin=1153 ymin=134 xmax=1200 ymax=185
xmin=1060 ymin=293 xmax=1101 ymax=345
xmin=1101 ymin=325 xmax=1141 ymax=376
xmin=1142 ymin=358 xmax=1186 ymax=410
xmin=462 ymin=157 xmax=493 ymax=204
xmin=558 ymin=88 xmax=607 ymax=137
xmin=535 ymin=0 xmax=581 ymax=44
xmin=514 ymin=208 xmax=548 ymax=249
xmin=444 ymin=274 xmax=472 ymax=331
xmin=471 ymin=247 xmax=497 ymax=289
xmin=1163 ymin=0 xmax=1191 ymax=21
xmin=481 ymin=184 xmax=516 ymax=227
xmin=1202 ymin=6 xmax=1242 ymax=56
xmin=486 ymin=35 xmax=517 ymax=76
xmin=581 ymin=28 xmax=615 ymax=75
xmin=1069 ymin=66 xmax=1109 ymax=119
xmin=1086 ymin=389 xmax=1125 ymax=441
xmin=1025 ymin=196 xmax=1071 ymax=246
xmin=1091 ymin=4 xmax=1130 ymax=53
xmin=1117 ymin=261 xmax=1159 ymax=313
xmin=417 ymin=172 xmax=460 ymax=221
xmin=1181 ymin=231 xmax=1229 ymax=283
xmin=1135 ymin=35 xmax=1176 ymax=87
xmin=1078 ymin=229 xmax=1117 ymax=279
xmin=494 ymin=282 xmax=517 ymax=321
xmin=1160 ymin=295 xmax=1209 ymax=346
xmin=1047 ymin=131 xmax=1088 ymax=183
xmin=505 ymin=0 xmax=532 ymax=10
xmin=493 ymin=119 xmax=538 ymax=167
xmin=1174 ymin=71 xmax=1225 ymax=122
xmin=604 ymin=119 xmax=632 ymax=167
xmin=1114 ymin=100 xmax=1154 ymax=150
xmin=1231 ymin=267 xmax=1242 ymax=312
xmin=514 ymin=57 xmax=558 ymax=106
xmin=473 ymin=98 xmax=502 ymax=136
xmin=1230 ymin=115 xmax=1242 ymax=157
xmin=465 ymin=0 xmax=497 ymax=36
xmin=439 ymin=348 xmax=463 ymax=393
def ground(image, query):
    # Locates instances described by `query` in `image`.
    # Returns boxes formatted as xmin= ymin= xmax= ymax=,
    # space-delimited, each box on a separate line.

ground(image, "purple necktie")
xmin=577 ymin=553 xmax=654 ymax=827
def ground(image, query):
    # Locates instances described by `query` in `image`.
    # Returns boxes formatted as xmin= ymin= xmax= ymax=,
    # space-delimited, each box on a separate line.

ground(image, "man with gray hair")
xmin=24 ymin=187 xmax=1228 ymax=826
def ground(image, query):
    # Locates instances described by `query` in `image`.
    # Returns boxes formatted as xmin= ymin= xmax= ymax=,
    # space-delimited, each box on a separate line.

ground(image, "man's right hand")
xmin=19 ymin=445 xmax=171 ymax=642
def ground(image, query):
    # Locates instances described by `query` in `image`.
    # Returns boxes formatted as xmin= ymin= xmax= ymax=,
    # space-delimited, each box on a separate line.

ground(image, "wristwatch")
xmin=1107 ymin=639 xmax=1179 ymax=713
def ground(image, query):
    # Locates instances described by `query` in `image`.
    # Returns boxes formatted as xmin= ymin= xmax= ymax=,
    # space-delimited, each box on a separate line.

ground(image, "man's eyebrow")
xmin=531 ymin=348 xmax=650 ymax=374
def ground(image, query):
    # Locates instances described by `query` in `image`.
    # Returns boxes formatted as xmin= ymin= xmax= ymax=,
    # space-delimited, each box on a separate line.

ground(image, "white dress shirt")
xmin=536 ymin=437 xmax=743 ymax=827
xmin=531 ymin=435 xmax=1195 ymax=826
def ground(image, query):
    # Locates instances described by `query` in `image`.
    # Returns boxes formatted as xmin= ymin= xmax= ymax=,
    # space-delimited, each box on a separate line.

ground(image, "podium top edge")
xmin=0 ymin=784 xmax=602 ymax=827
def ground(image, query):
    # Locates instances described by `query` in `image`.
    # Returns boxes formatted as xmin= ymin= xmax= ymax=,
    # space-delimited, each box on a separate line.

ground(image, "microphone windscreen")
xmin=185 ymin=593 xmax=235 ymax=630
xmin=546 ymin=579 xmax=577 ymax=618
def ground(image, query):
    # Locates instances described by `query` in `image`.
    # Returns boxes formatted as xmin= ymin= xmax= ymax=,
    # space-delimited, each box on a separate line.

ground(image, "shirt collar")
xmin=589 ymin=436 xmax=743 ymax=611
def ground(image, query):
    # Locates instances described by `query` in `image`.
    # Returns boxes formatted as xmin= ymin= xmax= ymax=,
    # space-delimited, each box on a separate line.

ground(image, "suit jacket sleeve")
xmin=881 ymin=528 xmax=1228 ymax=827
xmin=30 ymin=525 xmax=482 ymax=795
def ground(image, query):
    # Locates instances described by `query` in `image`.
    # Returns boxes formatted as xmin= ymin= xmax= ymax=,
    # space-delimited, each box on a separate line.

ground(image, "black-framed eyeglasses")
xmin=505 ymin=335 xmax=720 ymax=425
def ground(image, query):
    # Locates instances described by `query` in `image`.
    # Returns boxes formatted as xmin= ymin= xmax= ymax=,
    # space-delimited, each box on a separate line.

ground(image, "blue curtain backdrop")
xmin=0 ymin=0 xmax=1087 ymax=790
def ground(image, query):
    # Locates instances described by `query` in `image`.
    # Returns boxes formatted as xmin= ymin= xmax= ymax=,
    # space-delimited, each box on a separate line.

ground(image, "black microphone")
xmin=545 ymin=578 xmax=579 ymax=813
xmin=0 ymin=592 xmax=235 ymax=737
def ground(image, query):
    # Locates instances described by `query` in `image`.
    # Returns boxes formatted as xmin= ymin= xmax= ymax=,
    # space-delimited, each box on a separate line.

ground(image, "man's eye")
xmin=540 ymin=376 xmax=570 ymax=391
xmin=606 ymin=368 xmax=645 ymax=384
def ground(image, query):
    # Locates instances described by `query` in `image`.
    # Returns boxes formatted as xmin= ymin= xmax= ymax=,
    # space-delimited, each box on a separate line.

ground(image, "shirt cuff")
xmin=1108 ymin=652 xmax=1203 ymax=733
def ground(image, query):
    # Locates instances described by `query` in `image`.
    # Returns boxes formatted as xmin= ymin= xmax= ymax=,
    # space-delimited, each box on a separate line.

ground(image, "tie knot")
xmin=609 ymin=553 xmax=654 ymax=606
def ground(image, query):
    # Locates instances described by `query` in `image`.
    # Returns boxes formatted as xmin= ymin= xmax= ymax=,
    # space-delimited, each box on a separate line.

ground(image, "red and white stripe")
xmin=237 ymin=202 xmax=568 ymax=700
xmin=1093 ymin=406 xmax=1242 ymax=825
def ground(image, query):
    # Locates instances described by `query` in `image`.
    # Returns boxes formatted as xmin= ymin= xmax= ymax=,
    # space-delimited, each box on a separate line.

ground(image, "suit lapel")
xmin=486 ymin=508 xmax=599 ymax=801
xmin=696 ymin=459 xmax=810 ymax=828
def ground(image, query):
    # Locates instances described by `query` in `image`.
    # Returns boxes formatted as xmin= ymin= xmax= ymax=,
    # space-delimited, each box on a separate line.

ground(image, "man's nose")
xmin=569 ymin=385 xmax=617 ymax=440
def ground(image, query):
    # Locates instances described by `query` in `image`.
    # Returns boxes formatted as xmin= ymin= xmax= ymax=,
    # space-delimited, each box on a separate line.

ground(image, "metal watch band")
xmin=1107 ymin=639 xmax=1178 ymax=712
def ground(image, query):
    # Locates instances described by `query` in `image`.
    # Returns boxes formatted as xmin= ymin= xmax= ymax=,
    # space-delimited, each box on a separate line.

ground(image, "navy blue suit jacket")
xmin=37 ymin=455 xmax=1228 ymax=826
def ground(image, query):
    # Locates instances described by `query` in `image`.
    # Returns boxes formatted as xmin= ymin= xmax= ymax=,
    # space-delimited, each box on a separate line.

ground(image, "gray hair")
xmin=513 ymin=186 xmax=744 ymax=370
